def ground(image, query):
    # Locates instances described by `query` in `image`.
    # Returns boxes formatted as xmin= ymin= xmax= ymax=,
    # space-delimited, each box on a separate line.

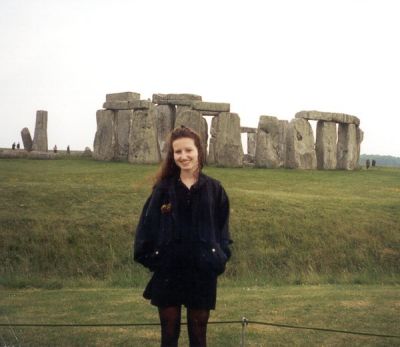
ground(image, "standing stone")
xmin=285 ymin=118 xmax=317 ymax=169
xmin=337 ymin=123 xmax=358 ymax=170
xmin=115 ymin=110 xmax=133 ymax=160
xmin=200 ymin=117 xmax=208 ymax=163
xmin=315 ymin=121 xmax=337 ymax=169
xmin=247 ymin=132 xmax=256 ymax=157
xmin=128 ymin=105 xmax=160 ymax=164
xmin=174 ymin=109 xmax=207 ymax=160
xmin=155 ymin=105 xmax=176 ymax=159
xmin=255 ymin=116 xmax=281 ymax=168
xmin=176 ymin=105 xmax=193 ymax=120
xmin=32 ymin=110 xmax=48 ymax=152
xmin=93 ymin=110 xmax=117 ymax=161
xmin=213 ymin=112 xmax=243 ymax=167
xmin=208 ymin=117 xmax=218 ymax=165
xmin=356 ymin=126 xmax=364 ymax=167
xmin=277 ymin=120 xmax=289 ymax=167
xmin=20 ymin=127 xmax=33 ymax=151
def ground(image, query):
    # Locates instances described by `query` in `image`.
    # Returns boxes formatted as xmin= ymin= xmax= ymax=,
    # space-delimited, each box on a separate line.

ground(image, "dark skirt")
xmin=143 ymin=243 xmax=218 ymax=310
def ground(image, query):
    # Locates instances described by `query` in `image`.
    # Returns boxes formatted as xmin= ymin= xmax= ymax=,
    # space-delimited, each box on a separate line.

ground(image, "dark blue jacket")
xmin=133 ymin=173 xmax=232 ymax=275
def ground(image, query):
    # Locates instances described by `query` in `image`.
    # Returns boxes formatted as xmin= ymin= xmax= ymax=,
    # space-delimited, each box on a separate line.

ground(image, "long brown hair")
xmin=154 ymin=126 xmax=204 ymax=186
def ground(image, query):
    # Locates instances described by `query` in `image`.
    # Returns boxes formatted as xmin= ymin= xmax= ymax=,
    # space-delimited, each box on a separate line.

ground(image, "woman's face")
xmin=172 ymin=137 xmax=199 ymax=174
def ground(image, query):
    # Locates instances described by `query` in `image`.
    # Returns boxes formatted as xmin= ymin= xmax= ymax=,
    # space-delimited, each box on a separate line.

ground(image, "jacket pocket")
xmin=195 ymin=241 xmax=228 ymax=276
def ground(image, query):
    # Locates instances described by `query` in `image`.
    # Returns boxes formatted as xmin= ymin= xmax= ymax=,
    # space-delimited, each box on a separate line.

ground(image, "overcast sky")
xmin=1 ymin=0 xmax=399 ymax=156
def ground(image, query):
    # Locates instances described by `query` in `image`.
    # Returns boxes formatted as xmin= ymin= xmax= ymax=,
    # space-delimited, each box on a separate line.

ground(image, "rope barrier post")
xmin=241 ymin=316 xmax=248 ymax=347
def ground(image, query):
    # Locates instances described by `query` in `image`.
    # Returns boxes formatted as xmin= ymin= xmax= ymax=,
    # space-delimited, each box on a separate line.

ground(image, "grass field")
xmin=0 ymin=158 xmax=399 ymax=346
xmin=0 ymin=285 xmax=399 ymax=346
xmin=0 ymin=157 xmax=399 ymax=286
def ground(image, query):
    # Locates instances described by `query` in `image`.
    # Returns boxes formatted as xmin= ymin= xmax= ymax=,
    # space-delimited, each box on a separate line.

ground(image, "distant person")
xmin=12 ymin=142 xmax=16 ymax=150
xmin=53 ymin=145 xmax=58 ymax=153
xmin=372 ymin=159 xmax=376 ymax=167
xmin=366 ymin=159 xmax=370 ymax=169
xmin=16 ymin=142 xmax=20 ymax=149
xmin=67 ymin=145 xmax=70 ymax=154
xmin=134 ymin=126 xmax=232 ymax=347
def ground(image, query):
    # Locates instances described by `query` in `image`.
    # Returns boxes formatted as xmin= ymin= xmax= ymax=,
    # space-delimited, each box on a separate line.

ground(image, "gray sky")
xmin=1 ymin=0 xmax=399 ymax=156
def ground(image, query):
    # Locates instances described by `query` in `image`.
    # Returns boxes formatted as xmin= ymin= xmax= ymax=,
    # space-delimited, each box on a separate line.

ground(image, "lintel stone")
xmin=192 ymin=101 xmax=230 ymax=112
xmin=241 ymin=127 xmax=257 ymax=133
xmin=295 ymin=110 xmax=360 ymax=125
xmin=106 ymin=92 xmax=140 ymax=102
xmin=152 ymin=93 xmax=202 ymax=106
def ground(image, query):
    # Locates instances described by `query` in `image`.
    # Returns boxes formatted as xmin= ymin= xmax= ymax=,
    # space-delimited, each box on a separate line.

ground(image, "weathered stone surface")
xmin=278 ymin=120 xmax=289 ymax=167
xmin=129 ymin=100 xmax=152 ymax=109
xmin=93 ymin=110 xmax=117 ymax=161
xmin=32 ymin=110 xmax=48 ymax=152
xmin=128 ymin=106 xmax=160 ymax=164
xmin=241 ymin=127 xmax=257 ymax=133
xmin=295 ymin=110 xmax=360 ymax=125
xmin=174 ymin=109 xmax=208 ymax=157
xmin=247 ymin=132 xmax=256 ymax=157
xmin=20 ymin=127 xmax=33 ymax=151
xmin=200 ymin=117 xmax=208 ymax=162
xmin=152 ymin=93 xmax=202 ymax=106
xmin=155 ymin=105 xmax=176 ymax=160
xmin=192 ymin=101 xmax=230 ymax=112
xmin=212 ymin=112 xmax=243 ymax=167
xmin=337 ymin=123 xmax=358 ymax=170
xmin=255 ymin=116 xmax=281 ymax=168
xmin=103 ymin=101 xmax=133 ymax=110
xmin=199 ymin=111 xmax=221 ymax=117
xmin=103 ymin=100 xmax=153 ymax=110
xmin=176 ymin=105 xmax=193 ymax=120
xmin=356 ymin=126 xmax=364 ymax=166
xmin=207 ymin=116 xmax=218 ymax=165
xmin=115 ymin=110 xmax=133 ymax=160
xmin=285 ymin=118 xmax=317 ymax=169
xmin=106 ymin=92 xmax=140 ymax=102
xmin=316 ymin=121 xmax=337 ymax=169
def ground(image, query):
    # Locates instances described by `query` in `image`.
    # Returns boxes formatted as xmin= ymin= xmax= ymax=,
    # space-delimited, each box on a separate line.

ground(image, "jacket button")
xmin=212 ymin=248 xmax=216 ymax=252
xmin=155 ymin=251 xmax=159 ymax=255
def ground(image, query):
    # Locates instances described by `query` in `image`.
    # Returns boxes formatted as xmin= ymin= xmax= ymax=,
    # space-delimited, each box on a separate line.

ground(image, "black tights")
xmin=158 ymin=306 xmax=210 ymax=347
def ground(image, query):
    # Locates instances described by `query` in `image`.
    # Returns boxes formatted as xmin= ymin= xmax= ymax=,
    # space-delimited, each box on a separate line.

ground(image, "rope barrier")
xmin=1 ymin=319 xmax=399 ymax=340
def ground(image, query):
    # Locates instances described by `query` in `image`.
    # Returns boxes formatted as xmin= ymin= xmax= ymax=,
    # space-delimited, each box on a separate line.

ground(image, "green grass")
xmin=0 ymin=158 xmax=399 ymax=286
xmin=0 ymin=285 xmax=399 ymax=346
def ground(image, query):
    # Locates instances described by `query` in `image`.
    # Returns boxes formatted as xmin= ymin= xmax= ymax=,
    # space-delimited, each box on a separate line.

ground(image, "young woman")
xmin=134 ymin=126 xmax=232 ymax=347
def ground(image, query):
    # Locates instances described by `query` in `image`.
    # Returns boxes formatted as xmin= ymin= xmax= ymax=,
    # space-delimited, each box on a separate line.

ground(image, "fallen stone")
xmin=316 ymin=121 xmax=337 ymax=169
xmin=295 ymin=110 xmax=360 ymax=125
xmin=192 ymin=101 xmax=230 ymax=112
xmin=20 ymin=127 xmax=33 ymax=151
xmin=106 ymin=92 xmax=140 ymax=102
xmin=285 ymin=118 xmax=317 ymax=169
xmin=32 ymin=110 xmax=48 ymax=152
xmin=93 ymin=109 xmax=117 ymax=161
